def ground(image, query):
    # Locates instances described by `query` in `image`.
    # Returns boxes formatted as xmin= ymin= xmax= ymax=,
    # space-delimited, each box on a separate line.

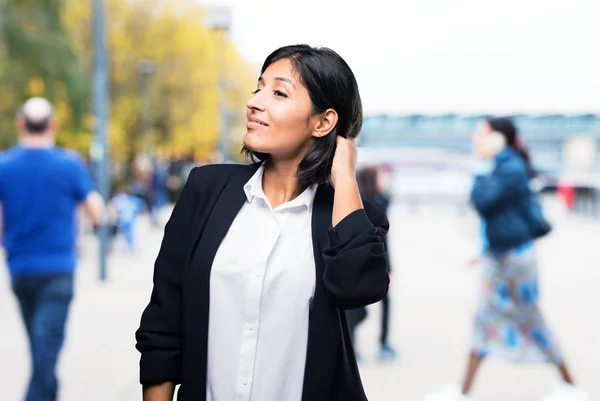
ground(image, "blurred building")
xmin=358 ymin=114 xmax=600 ymax=174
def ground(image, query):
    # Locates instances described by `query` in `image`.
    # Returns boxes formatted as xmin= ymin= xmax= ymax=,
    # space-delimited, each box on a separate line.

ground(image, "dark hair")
xmin=357 ymin=166 xmax=379 ymax=197
xmin=486 ymin=116 xmax=536 ymax=177
xmin=243 ymin=44 xmax=363 ymax=185
xmin=25 ymin=117 xmax=51 ymax=134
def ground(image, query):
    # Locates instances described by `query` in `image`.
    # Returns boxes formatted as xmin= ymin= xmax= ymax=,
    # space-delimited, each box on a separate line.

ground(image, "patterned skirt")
xmin=471 ymin=246 xmax=563 ymax=363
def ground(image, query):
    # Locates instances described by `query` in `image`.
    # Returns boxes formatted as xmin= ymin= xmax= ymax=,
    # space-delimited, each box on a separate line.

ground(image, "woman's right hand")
xmin=143 ymin=382 xmax=175 ymax=401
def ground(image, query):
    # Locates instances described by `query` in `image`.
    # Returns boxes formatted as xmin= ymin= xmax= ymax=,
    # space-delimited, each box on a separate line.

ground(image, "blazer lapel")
xmin=302 ymin=182 xmax=342 ymax=401
xmin=183 ymin=163 xmax=259 ymax=399
xmin=191 ymin=164 xmax=258 ymax=275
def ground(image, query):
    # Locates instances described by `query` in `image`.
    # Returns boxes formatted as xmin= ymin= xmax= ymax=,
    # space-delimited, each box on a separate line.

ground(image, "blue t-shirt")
xmin=0 ymin=146 xmax=94 ymax=277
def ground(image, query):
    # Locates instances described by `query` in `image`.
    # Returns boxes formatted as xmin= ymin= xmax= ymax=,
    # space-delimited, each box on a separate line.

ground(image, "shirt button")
xmin=242 ymin=381 xmax=248 ymax=386
xmin=248 ymin=326 xmax=254 ymax=331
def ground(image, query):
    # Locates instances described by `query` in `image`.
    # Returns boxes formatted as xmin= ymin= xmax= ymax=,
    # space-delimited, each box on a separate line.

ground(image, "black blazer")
xmin=135 ymin=163 xmax=390 ymax=401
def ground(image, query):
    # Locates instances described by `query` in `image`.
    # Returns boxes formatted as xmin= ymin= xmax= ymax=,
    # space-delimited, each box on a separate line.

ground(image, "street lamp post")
xmin=139 ymin=59 xmax=155 ymax=156
xmin=204 ymin=6 xmax=232 ymax=161
xmin=92 ymin=0 xmax=111 ymax=281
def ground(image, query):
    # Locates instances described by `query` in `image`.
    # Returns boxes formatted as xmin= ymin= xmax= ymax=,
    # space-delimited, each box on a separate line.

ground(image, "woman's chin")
xmin=244 ymin=137 xmax=270 ymax=154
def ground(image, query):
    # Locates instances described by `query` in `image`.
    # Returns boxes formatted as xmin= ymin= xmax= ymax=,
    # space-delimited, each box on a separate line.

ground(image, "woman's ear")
xmin=312 ymin=109 xmax=338 ymax=139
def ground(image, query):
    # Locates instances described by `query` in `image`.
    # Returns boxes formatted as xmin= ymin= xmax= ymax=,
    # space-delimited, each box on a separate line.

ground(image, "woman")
xmin=347 ymin=166 xmax=397 ymax=362
xmin=135 ymin=45 xmax=390 ymax=401
xmin=424 ymin=117 xmax=587 ymax=401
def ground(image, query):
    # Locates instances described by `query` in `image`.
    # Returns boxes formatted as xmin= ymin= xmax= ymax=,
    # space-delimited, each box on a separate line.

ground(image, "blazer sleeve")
xmin=135 ymin=167 xmax=198 ymax=386
xmin=470 ymin=162 xmax=529 ymax=217
xmin=322 ymin=205 xmax=390 ymax=310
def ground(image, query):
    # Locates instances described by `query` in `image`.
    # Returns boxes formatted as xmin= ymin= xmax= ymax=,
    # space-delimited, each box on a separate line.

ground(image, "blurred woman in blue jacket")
xmin=424 ymin=117 xmax=587 ymax=401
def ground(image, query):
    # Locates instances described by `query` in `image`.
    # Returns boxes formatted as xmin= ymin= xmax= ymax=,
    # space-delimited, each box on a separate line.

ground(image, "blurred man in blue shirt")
xmin=0 ymin=98 xmax=104 ymax=401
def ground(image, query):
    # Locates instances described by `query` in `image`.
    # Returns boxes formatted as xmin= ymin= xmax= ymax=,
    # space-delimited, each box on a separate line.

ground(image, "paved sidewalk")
xmin=0 ymin=204 xmax=598 ymax=401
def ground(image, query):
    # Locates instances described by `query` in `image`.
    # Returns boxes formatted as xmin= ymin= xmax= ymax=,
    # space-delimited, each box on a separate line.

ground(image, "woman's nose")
xmin=247 ymin=91 xmax=265 ymax=111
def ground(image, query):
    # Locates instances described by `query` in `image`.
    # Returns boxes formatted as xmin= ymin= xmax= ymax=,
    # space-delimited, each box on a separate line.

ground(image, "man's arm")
xmin=71 ymin=155 xmax=105 ymax=227
xmin=83 ymin=191 xmax=105 ymax=227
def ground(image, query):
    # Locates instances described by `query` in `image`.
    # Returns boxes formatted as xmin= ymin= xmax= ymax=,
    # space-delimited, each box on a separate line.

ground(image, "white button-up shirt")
xmin=207 ymin=165 xmax=318 ymax=401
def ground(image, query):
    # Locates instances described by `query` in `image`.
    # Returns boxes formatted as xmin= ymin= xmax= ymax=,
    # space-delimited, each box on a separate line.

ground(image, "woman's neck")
xmin=262 ymin=158 xmax=306 ymax=209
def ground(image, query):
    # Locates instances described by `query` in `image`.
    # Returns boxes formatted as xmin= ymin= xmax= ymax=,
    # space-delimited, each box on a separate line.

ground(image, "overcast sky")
xmin=203 ymin=0 xmax=600 ymax=115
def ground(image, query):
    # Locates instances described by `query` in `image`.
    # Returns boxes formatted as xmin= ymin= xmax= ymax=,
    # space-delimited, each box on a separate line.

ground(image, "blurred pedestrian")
xmin=424 ymin=117 xmax=587 ymax=401
xmin=347 ymin=165 xmax=397 ymax=362
xmin=131 ymin=153 xmax=157 ymax=225
xmin=151 ymin=155 xmax=170 ymax=216
xmin=136 ymin=44 xmax=390 ymax=401
xmin=0 ymin=98 xmax=104 ymax=401
xmin=108 ymin=184 xmax=144 ymax=252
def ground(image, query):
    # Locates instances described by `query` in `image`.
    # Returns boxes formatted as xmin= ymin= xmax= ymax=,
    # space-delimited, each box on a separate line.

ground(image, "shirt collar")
xmin=243 ymin=165 xmax=318 ymax=212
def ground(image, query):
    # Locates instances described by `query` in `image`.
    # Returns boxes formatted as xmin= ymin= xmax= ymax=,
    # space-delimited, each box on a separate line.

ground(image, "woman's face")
xmin=474 ymin=120 xmax=494 ymax=139
xmin=245 ymin=58 xmax=320 ymax=160
xmin=472 ymin=120 xmax=493 ymax=147
xmin=473 ymin=120 xmax=507 ymax=158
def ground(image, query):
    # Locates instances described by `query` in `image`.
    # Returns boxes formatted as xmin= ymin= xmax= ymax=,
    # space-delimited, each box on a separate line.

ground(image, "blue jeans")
xmin=11 ymin=273 xmax=74 ymax=401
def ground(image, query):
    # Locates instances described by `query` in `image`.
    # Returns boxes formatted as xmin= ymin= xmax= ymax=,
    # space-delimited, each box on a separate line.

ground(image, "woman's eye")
xmin=251 ymin=89 xmax=260 ymax=95
xmin=274 ymin=90 xmax=288 ymax=98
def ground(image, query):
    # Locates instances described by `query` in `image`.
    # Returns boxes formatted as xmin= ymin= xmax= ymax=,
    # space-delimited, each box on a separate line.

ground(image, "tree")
xmin=0 ymin=0 xmax=256 ymax=164
xmin=0 ymin=0 xmax=89 ymax=150
xmin=64 ymin=0 xmax=256 ymax=163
